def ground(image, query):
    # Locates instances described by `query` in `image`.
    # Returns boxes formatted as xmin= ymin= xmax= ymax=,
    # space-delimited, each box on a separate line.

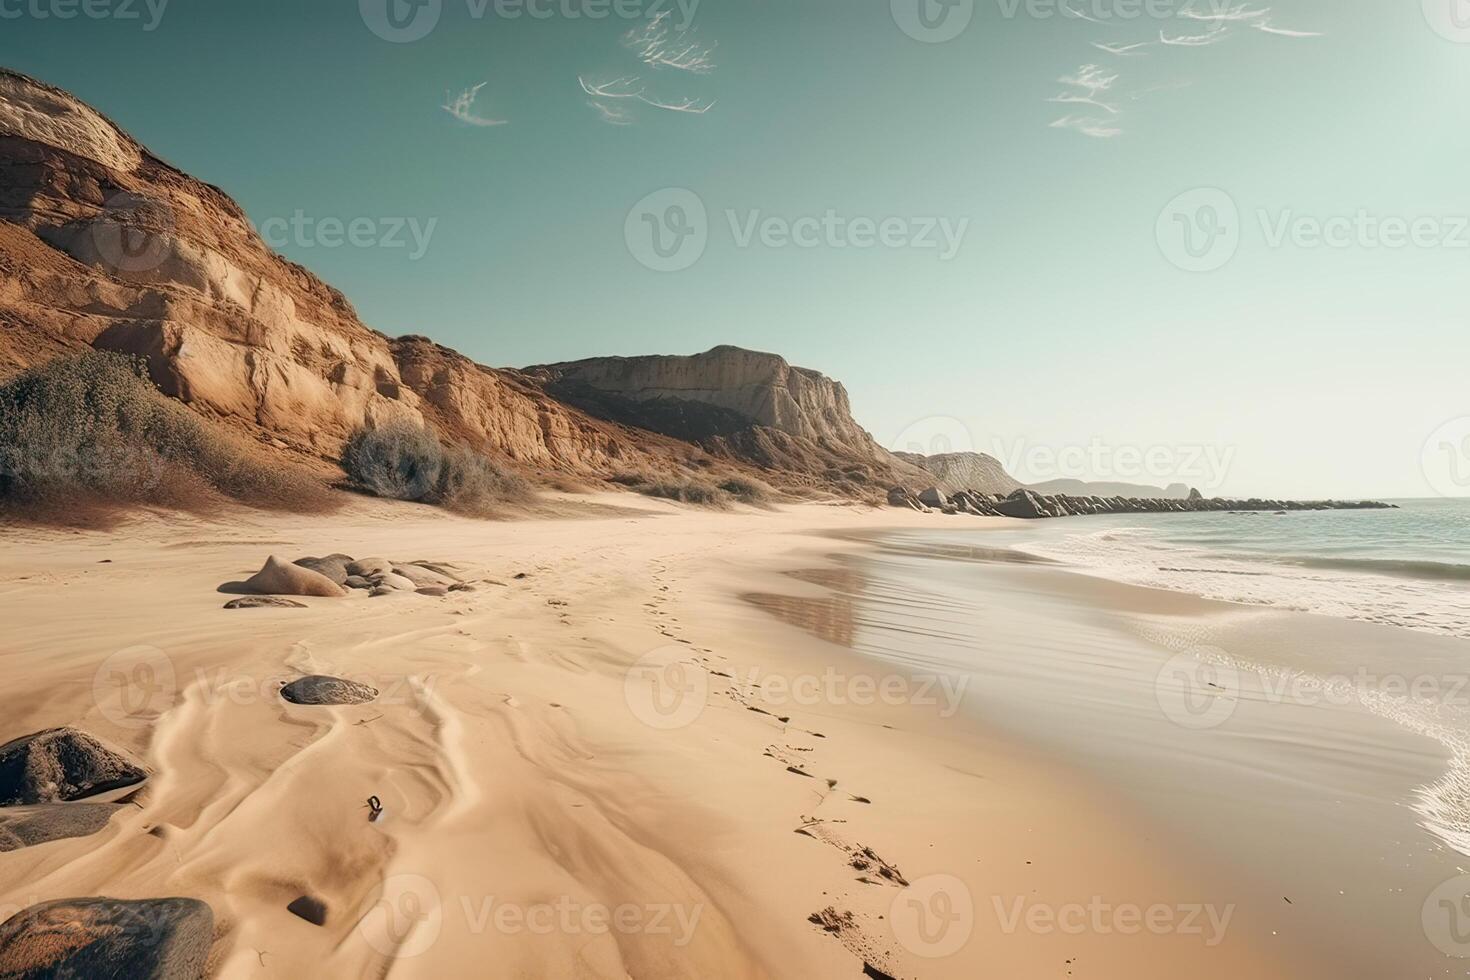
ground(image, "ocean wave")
xmin=1012 ymin=527 xmax=1470 ymax=640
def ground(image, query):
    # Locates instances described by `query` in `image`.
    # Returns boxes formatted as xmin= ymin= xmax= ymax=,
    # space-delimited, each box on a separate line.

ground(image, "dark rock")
xmin=293 ymin=556 xmax=350 ymax=585
xmin=346 ymin=558 xmax=393 ymax=579
xmin=224 ymin=597 xmax=306 ymax=610
xmin=993 ymin=489 xmax=1049 ymax=519
xmin=0 ymin=729 xmax=148 ymax=806
xmin=0 ymin=897 xmax=212 ymax=980
xmin=886 ymin=487 xmax=925 ymax=512
xmin=0 ymin=804 xmax=120 ymax=852
xmin=286 ymin=895 xmax=328 ymax=926
xmin=280 ymin=676 xmax=378 ymax=706
xmin=917 ymin=487 xmax=946 ymax=509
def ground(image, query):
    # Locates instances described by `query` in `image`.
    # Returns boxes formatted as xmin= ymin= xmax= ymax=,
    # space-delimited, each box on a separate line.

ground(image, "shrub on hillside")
xmin=609 ymin=470 xmax=775 ymax=508
xmin=341 ymin=422 xmax=531 ymax=516
xmin=0 ymin=351 xmax=333 ymax=521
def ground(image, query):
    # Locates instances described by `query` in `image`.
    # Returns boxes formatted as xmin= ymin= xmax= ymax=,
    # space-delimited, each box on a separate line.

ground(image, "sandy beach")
xmin=0 ymin=498 xmax=1356 ymax=979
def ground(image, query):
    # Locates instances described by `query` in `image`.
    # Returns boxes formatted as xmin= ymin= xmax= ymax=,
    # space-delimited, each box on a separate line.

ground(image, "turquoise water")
xmin=991 ymin=499 xmax=1470 ymax=638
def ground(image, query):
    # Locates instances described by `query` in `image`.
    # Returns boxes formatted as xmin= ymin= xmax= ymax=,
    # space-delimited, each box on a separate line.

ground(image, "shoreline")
xmin=0 ymin=498 xmax=1412 ymax=977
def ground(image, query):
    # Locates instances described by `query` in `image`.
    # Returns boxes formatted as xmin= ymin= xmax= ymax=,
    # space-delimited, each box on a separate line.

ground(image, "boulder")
xmin=346 ymin=558 xmax=393 ymax=579
xmin=243 ymin=556 xmax=346 ymax=598
xmin=886 ymin=487 xmax=925 ymax=512
xmin=224 ymin=596 xmax=306 ymax=610
xmin=0 ymin=897 xmax=213 ymax=979
xmin=280 ymin=676 xmax=378 ymax=706
xmin=917 ymin=487 xmax=946 ymax=509
xmin=372 ymin=572 xmax=417 ymax=592
xmin=293 ymin=556 xmax=351 ymax=585
xmin=0 ymin=803 xmax=120 ymax=852
xmin=390 ymin=564 xmax=455 ymax=588
xmin=0 ymin=729 xmax=147 ymax=806
xmin=993 ymin=489 xmax=1050 ymax=519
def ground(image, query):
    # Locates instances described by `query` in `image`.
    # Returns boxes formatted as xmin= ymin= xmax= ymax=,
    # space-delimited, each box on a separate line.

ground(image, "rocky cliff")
xmin=0 ymin=69 xmax=852 ymax=492
xmin=892 ymin=451 xmax=1020 ymax=496
xmin=530 ymin=347 xmax=929 ymax=491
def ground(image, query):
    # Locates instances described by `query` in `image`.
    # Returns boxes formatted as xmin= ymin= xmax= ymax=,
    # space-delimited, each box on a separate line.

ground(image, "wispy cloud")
xmin=1049 ymin=114 xmax=1122 ymax=139
xmin=638 ymin=94 xmax=715 ymax=114
xmin=1178 ymin=3 xmax=1268 ymax=22
xmin=1159 ymin=22 xmax=1230 ymax=46
xmin=1063 ymin=1 xmax=1113 ymax=25
xmin=579 ymin=75 xmax=644 ymax=100
xmin=442 ymin=83 xmax=507 ymax=127
xmin=1253 ymin=18 xmax=1322 ymax=37
xmin=623 ymin=10 xmax=717 ymax=74
xmin=1092 ymin=39 xmax=1152 ymax=56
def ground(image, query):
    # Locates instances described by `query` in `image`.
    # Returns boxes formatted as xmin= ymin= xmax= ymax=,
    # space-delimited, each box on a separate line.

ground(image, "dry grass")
xmin=609 ymin=470 xmax=776 ymax=508
xmin=0 ymin=351 xmax=335 ymax=525
xmin=341 ymin=422 xmax=533 ymax=517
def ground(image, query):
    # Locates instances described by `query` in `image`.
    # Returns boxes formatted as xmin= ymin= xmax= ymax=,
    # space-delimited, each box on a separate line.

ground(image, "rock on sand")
xmin=243 ymin=556 xmax=347 ymax=598
xmin=0 ymin=729 xmax=147 ymax=806
xmin=0 ymin=897 xmax=213 ymax=979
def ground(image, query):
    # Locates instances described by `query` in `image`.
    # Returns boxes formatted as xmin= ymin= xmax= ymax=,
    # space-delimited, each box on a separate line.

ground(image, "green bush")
xmin=341 ymin=422 xmax=531 ymax=516
xmin=0 ymin=351 xmax=332 ymax=520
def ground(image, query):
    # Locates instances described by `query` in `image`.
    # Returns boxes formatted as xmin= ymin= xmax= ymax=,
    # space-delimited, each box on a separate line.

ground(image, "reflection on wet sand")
xmin=740 ymin=564 xmax=866 ymax=648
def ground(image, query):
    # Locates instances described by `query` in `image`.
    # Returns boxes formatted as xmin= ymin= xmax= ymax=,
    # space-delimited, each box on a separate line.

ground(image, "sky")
xmin=4 ymin=0 xmax=1469 ymax=499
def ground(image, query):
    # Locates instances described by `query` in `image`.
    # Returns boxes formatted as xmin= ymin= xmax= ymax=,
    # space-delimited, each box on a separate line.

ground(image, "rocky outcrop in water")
xmin=889 ymin=486 xmax=1396 ymax=519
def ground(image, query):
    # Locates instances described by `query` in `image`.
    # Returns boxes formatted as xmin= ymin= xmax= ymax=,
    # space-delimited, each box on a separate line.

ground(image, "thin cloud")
xmin=637 ymin=94 xmax=716 ymax=114
xmin=623 ymin=10 xmax=717 ymax=74
xmin=1178 ymin=3 xmax=1268 ymax=22
xmin=442 ymin=83 xmax=507 ymax=127
xmin=588 ymin=99 xmax=636 ymax=126
xmin=1092 ymin=39 xmax=1152 ymax=56
xmin=1159 ymin=22 xmax=1230 ymax=46
xmin=579 ymin=75 xmax=644 ymax=99
xmin=1049 ymin=114 xmax=1123 ymax=139
xmin=1063 ymin=2 xmax=1113 ymax=25
xmin=1253 ymin=19 xmax=1322 ymax=37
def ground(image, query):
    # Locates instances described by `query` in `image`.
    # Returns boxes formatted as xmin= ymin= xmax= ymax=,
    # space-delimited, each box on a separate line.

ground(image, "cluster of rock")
xmin=232 ymin=553 xmax=474 ymax=604
xmin=0 ymin=727 xmax=146 ymax=850
xmin=889 ymin=486 xmax=1395 ymax=519
xmin=0 ymin=731 xmax=213 ymax=975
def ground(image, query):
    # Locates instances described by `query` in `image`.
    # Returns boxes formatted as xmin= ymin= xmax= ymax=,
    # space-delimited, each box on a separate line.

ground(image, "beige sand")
xmin=0 ymin=497 xmax=1315 ymax=978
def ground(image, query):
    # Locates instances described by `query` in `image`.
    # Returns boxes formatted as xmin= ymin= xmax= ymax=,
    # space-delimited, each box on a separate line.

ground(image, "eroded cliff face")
xmin=532 ymin=346 xmax=928 ymax=488
xmin=0 ymin=69 xmax=929 ymax=500
xmin=0 ymin=69 xmax=695 ymax=478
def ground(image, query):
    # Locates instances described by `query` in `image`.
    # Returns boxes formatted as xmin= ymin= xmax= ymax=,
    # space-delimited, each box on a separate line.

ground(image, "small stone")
xmin=280 ymin=676 xmax=378 ymax=706
xmin=286 ymin=895 xmax=328 ymax=926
